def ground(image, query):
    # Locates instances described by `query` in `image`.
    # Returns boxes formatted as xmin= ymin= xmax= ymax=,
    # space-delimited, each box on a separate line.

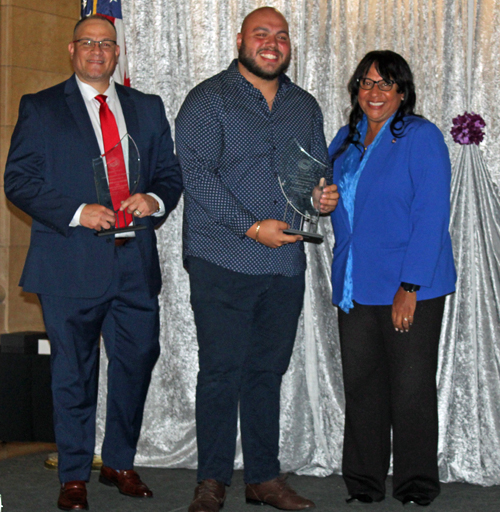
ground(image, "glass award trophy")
xmin=278 ymin=138 xmax=329 ymax=244
xmin=92 ymin=133 xmax=147 ymax=237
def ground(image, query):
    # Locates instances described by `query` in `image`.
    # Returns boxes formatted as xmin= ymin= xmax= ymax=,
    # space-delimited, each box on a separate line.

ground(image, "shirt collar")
xmin=75 ymin=75 xmax=118 ymax=102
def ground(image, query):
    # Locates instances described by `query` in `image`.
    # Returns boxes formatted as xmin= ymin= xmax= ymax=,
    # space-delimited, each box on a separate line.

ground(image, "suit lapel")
xmin=64 ymin=76 xmax=103 ymax=204
xmin=333 ymin=152 xmax=354 ymax=233
xmin=352 ymin=130 xmax=393 ymax=229
xmin=116 ymin=85 xmax=141 ymax=192
xmin=64 ymin=75 xmax=101 ymax=159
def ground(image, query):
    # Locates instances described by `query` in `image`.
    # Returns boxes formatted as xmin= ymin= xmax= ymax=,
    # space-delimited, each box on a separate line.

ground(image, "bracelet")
xmin=255 ymin=221 xmax=262 ymax=243
xmin=401 ymin=282 xmax=420 ymax=292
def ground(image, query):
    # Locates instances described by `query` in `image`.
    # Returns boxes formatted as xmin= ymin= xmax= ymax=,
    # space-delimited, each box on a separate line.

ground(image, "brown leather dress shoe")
xmin=57 ymin=481 xmax=88 ymax=511
xmin=188 ymin=479 xmax=226 ymax=512
xmin=99 ymin=465 xmax=153 ymax=497
xmin=246 ymin=476 xmax=315 ymax=510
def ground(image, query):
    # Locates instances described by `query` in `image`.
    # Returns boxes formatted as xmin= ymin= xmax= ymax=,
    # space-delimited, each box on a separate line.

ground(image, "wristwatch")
xmin=401 ymin=282 xmax=420 ymax=293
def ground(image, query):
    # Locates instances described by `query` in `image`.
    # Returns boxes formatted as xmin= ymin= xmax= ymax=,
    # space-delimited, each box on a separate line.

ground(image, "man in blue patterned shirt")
xmin=176 ymin=7 xmax=338 ymax=512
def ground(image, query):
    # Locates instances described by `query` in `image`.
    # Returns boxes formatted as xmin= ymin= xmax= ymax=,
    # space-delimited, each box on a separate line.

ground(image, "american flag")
xmin=81 ymin=0 xmax=130 ymax=86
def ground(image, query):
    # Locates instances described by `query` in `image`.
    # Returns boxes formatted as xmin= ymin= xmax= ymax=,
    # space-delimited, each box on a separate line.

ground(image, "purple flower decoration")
xmin=451 ymin=112 xmax=486 ymax=145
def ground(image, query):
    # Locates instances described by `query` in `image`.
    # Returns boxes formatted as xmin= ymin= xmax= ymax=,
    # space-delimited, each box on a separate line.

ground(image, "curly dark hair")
xmin=333 ymin=50 xmax=419 ymax=159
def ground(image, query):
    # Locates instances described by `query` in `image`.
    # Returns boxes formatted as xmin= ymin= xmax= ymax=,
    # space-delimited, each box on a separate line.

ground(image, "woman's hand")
xmin=312 ymin=178 xmax=340 ymax=214
xmin=392 ymin=287 xmax=417 ymax=332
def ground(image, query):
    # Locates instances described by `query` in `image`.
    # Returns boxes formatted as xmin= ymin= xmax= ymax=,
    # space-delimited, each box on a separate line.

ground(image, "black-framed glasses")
xmin=358 ymin=78 xmax=396 ymax=91
xmin=73 ymin=39 xmax=117 ymax=51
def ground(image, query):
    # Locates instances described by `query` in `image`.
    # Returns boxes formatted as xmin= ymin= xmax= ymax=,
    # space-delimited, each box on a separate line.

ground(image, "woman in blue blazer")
xmin=329 ymin=51 xmax=456 ymax=507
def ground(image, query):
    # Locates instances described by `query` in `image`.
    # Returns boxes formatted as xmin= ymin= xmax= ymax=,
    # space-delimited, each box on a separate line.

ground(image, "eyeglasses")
xmin=73 ymin=39 xmax=117 ymax=51
xmin=358 ymin=78 xmax=396 ymax=91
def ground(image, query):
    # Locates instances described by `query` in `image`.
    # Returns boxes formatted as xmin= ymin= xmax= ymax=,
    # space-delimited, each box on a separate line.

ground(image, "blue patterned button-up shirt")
xmin=175 ymin=60 xmax=329 ymax=277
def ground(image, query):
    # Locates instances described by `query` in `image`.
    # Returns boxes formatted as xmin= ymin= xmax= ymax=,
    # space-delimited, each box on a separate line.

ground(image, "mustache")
xmin=258 ymin=47 xmax=282 ymax=57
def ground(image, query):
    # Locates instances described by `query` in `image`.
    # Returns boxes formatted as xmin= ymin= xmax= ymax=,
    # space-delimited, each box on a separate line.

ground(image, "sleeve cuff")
xmin=147 ymin=193 xmax=165 ymax=217
xmin=70 ymin=203 xmax=87 ymax=227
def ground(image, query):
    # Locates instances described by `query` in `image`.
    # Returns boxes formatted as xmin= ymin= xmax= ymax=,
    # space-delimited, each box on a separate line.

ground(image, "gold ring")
xmin=134 ymin=210 xmax=141 ymax=217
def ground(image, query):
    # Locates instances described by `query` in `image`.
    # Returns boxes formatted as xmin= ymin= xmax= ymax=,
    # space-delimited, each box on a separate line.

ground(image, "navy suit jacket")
xmin=5 ymin=74 xmax=182 ymax=299
xmin=329 ymin=116 xmax=456 ymax=306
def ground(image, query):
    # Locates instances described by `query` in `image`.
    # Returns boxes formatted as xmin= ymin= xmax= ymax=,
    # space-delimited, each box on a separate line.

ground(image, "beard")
xmin=238 ymin=41 xmax=291 ymax=80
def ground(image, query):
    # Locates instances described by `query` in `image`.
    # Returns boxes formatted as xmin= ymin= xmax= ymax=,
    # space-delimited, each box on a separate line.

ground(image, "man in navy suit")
xmin=4 ymin=15 xmax=182 ymax=511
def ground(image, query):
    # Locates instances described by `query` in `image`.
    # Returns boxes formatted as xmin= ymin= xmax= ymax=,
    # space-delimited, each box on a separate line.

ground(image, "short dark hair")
xmin=334 ymin=50 xmax=419 ymax=159
xmin=73 ymin=14 xmax=117 ymax=40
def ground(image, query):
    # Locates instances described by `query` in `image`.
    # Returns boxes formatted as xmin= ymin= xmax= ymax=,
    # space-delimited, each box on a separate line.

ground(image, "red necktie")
xmin=95 ymin=94 xmax=133 ymax=227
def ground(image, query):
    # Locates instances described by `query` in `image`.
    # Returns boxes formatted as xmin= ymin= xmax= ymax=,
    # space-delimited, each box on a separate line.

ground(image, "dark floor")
xmin=1 ymin=451 xmax=500 ymax=511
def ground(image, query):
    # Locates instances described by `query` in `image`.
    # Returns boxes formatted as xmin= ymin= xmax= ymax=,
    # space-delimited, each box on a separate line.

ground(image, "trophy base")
xmin=283 ymin=228 xmax=324 ymax=244
xmin=95 ymin=225 xmax=147 ymax=237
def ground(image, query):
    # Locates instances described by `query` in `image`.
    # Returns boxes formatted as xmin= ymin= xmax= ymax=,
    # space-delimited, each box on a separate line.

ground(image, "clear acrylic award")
xmin=278 ymin=138 xmax=329 ymax=244
xmin=92 ymin=133 xmax=147 ymax=237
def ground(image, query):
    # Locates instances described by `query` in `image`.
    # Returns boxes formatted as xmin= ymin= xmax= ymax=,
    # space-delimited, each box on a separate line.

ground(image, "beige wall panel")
xmin=5 ymin=67 xmax=71 ymax=126
xmin=0 ymin=187 xmax=10 ymax=246
xmin=1 ymin=0 xmax=76 ymax=334
xmin=0 ymin=64 xmax=11 ymax=127
xmin=0 ymin=245 xmax=7 ymax=288
xmin=8 ymin=200 xmax=31 ymax=246
xmin=10 ymin=6 xmax=77 ymax=74
xmin=1 ymin=126 xmax=14 ymax=187
xmin=0 ymin=303 xmax=6 ymax=333
xmin=8 ymin=245 xmax=43 ymax=332
xmin=0 ymin=0 xmax=79 ymax=18
xmin=0 ymin=6 xmax=11 ymax=65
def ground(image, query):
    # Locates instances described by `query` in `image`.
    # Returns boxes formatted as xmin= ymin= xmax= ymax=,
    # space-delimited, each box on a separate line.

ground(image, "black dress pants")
xmin=338 ymin=296 xmax=445 ymax=502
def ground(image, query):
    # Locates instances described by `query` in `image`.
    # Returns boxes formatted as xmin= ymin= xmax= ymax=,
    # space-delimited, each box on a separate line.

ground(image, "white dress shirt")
xmin=70 ymin=76 xmax=165 ymax=230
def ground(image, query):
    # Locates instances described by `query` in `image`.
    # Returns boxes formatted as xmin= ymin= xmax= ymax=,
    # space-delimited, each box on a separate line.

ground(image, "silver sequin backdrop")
xmin=96 ymin=0 xmax=500 ymax=485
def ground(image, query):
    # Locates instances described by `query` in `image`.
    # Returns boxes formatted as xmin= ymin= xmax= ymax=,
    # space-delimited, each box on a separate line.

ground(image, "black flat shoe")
xmin=402 ymin=493 xmax=432 ymax=506
xmin=346 ymin=493 xmax=374 ymax=504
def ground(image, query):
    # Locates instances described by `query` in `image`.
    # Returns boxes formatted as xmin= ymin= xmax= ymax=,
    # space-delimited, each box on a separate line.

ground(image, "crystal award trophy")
xmin=93 ymin=133 xmax=147 ymax=237
xmin=278 ymin=138 xmax=329 ymax=244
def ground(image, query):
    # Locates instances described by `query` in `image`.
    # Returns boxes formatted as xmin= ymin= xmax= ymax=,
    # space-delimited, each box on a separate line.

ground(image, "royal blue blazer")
xmin=329 ymin=116 xmax=456 ymax=306
xmin=5 ymin=74 xmax=183 ymax=299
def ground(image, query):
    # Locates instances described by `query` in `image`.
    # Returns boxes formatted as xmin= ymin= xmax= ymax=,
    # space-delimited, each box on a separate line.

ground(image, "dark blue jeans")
xmin=187 ymin=257 xmax=305 ymax=485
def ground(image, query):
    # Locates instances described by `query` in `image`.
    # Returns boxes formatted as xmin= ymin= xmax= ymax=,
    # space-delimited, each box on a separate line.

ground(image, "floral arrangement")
xmin=451 ymin=112 xmax=486 ymax=145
